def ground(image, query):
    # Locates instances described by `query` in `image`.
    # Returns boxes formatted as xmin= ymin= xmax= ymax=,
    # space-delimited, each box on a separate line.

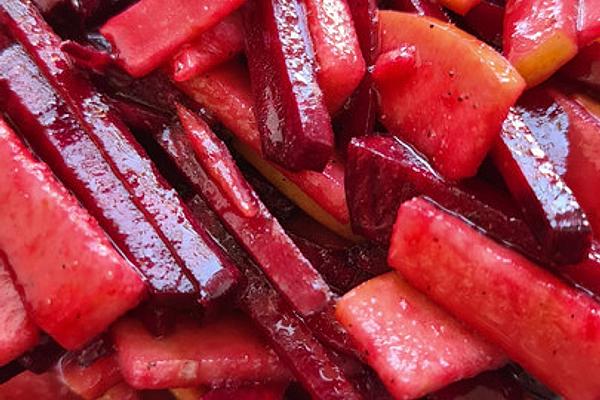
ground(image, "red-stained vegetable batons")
xmin=242 ymin=0 xmax=334 ymax=172
xmin=176 ymin=106 xmax=332 ymax=316
xmin=0 ymin=0 xmax=240 ymax=305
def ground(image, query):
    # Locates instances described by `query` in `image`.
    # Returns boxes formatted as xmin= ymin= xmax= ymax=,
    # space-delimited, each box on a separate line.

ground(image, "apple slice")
xmin=577 ymin=0 xmax=600 ymax=46
xmin=304 ymin=0 xmax=366 ymax=113
xmin=177 ymin=60 xmax=353 ymax=237
xmin=561 ymin=41 xmax=600 ymax=91
xmin=170 ymin=387 xmax=207 ymax=400
xmin=337 ymin=272 xmax=506 ymax=399
xmin=168 ymin=12 xmax=244 ymax=82
xmin=377 ymin=11 xmax=525 ymax=179
xmin=0 ymin=118 xmax=144 ymax=350
xmin=0 ymin=253 xmax=38 ymax=367
xmin=492 ymin=109 xmax=592 ymax=264
xmin=112 ymin=313 xmax=289 ymax=390
xmin=388 ymin=197 xmax=600 ymax=400
xmin=243 ymin=0 xmax=334 ymax=171
xmin=504 ymin=0 xmax=578 ymax=87
xmin=100 ymin=0 xmax=245 ymax=76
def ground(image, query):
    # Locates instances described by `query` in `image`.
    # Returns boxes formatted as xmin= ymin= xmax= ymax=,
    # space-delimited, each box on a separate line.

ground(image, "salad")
xmin=0 ymin=0 xmax=598 ymax=399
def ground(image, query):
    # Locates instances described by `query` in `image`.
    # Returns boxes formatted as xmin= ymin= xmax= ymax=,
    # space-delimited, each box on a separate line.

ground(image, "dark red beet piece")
xmin=561 ymin=41 xmax=600 ymax=91
xmin=492 ymin=109 xmax=592 ymax=264
xmin=158 ymin=109 xmax=332 ymax=316
xmin=0 ymin=41 xmax=195 ymax=303
xmin=60 ymin=40 xmax=114 ymax=74
xmin=345 ymin=136 xmax=551 ymax=265
xmin=186 ymin=195 xmax=362 ymax=400
xmin=388 ymin=0 xmax=449 ymax=20
xmin=334 ymin=0 xmax=378 ymax=151
xmin=0 ymin=0 xmax=240 ymax=304
xmin=243 ymin=0 xmax=334 ymax=172
xmin=463 ymin=0 xmax=504 ymax=48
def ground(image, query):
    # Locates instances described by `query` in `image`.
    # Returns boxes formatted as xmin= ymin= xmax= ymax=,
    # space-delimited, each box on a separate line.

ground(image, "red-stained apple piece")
xmin=100 ymin=0 xmax=245 ymax=77
xmin=0 ymin=118 xmax=144 ymax=350
xmin=377 ymin=11 xmax=525 ymax=179
xmin=337 ymin=272 xmax=506 ymax=399
xmin=388 ymin=197 xmax=600 ymax=400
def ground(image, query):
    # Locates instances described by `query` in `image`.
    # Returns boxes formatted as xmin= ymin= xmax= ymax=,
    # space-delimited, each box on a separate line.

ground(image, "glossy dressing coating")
xmin=186 ymin=196 xmax=362 ymax=400
xmin=0 ymin=0 xmax=240 ymax=304
xmin=389 ymin=0 xmax=449 ymax=20
xmin=163 ymin=115 xmax=333 ymax=316
xmin=576 ymin=0 xmax=600 ymax=46
xmin=243 ymin=0 xmax=334 ymax=172
xmin=388 ymin=198 xmax=600 ymax=400
xmin=100 ymin=0 xmax=245 ymax=76
xmin=492 ymin=108 xmax=592 ymax=264
xmin=0 ymin=41 xmax=195 ymax=299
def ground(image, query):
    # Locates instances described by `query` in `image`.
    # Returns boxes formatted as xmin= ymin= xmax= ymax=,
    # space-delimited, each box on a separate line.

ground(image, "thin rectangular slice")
xmin=504 ymin=0 xmax=578 ymax=86
xmin=176 ymin=107 xmax=331 ymax=316
xmin=492 ymin=109 xmax=591 ymax=264
xmin=0 ymin=253 xmax=38 ymax=366
xmin=177 ymin=60 xmax=353 ymax=237
xmin=337 ymin=272 xmax=506 ymax=399
xmin=186 ymin=195 xmax=362 ymax=400
xmin=577 ymin=0 xmax=600 ymax=46
xmin=0 ymin=118 xmax=144 ymax=350
xmin=243 ymin=0 xmax=334 ymax=171
xmin=345 ymin=136 xmax=550 ymax=265
xmin=168 ymin=12 xmax=244 ymax=82
xmin=0 ymin=0 xmax=240 ymax=305
xmin=112 ymin=313 xmax=289 ymax=389
xmin=377 ymin=11 xmax=525 ymax=179
xmin=561 ymin=41 xmax=600 ymax=90
xmin=304 ymin=0 xmax=366 ymax=113
xmin=100 ymin=0 xmax=244 ymax=77
xmin=0 ymin=40 xmax=196 ymax=303
xmin=388 ymin=197 xmax=600 ymax=400
xmin=97 ymin=383 xmax=139 ymax=400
